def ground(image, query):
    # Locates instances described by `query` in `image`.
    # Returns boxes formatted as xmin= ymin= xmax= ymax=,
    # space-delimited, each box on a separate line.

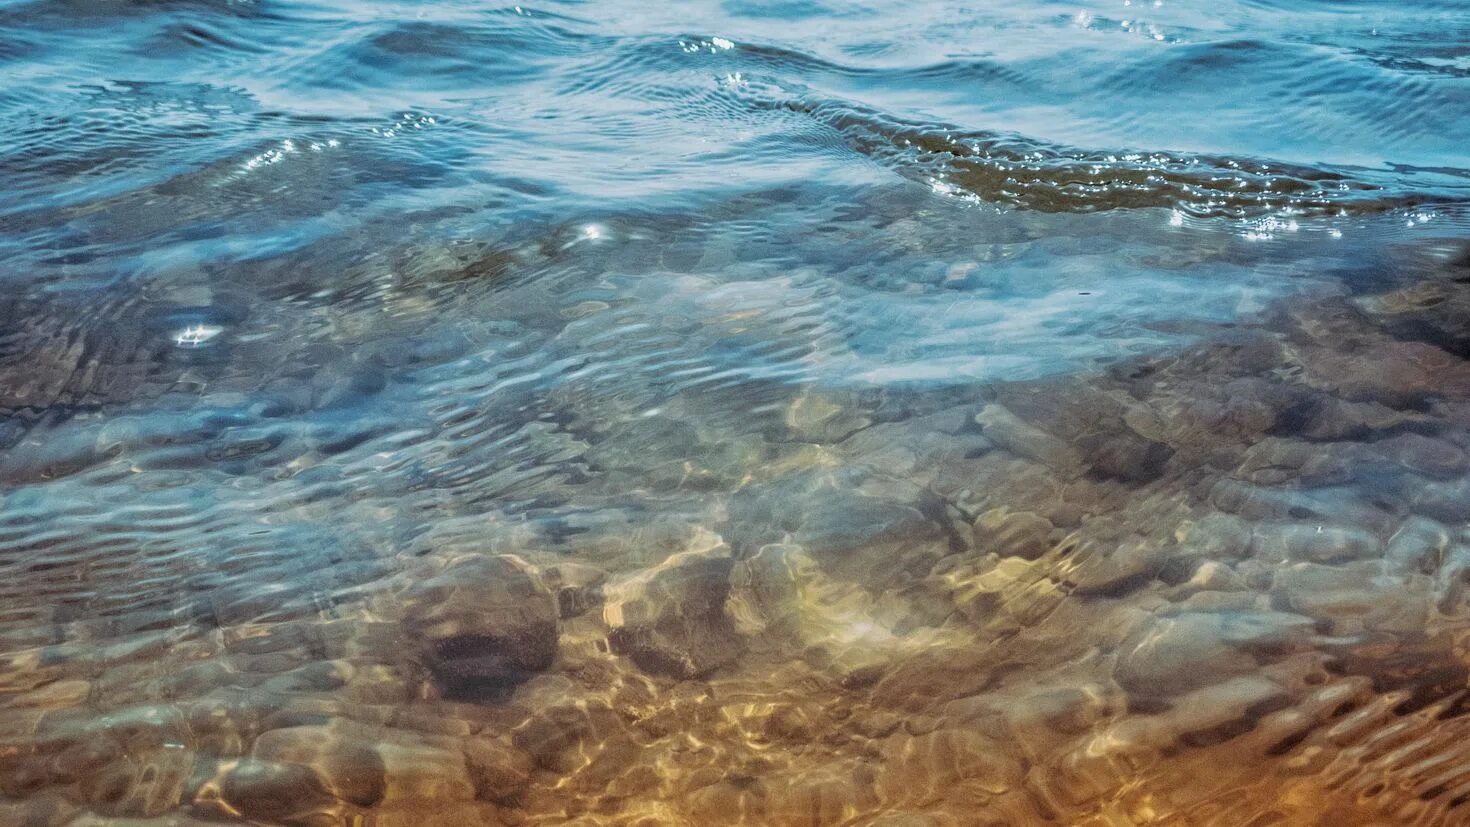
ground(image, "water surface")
xmin=2 ymin=0 xmax=1470 ymax=824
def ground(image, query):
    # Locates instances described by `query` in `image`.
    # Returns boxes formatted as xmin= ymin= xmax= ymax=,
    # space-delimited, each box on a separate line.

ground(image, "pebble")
xmin=542 ymin=562 xmax=607 ymax=620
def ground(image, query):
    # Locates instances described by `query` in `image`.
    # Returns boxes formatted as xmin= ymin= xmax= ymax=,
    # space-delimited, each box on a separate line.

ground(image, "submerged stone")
xmin=461 ymin=738 xmax=533 ymax=806
xmin=974 ymin=404 xmax=1082 ymax=473
xmin=1113 ymin=610 xmax=1315 ymax=699
xmin=402 ymin=555 xmax=559 ymax=701
xmin=601 ymin=538 xmax=743 ymax=679
xmin=220 ymin=759 xmax=335 ymax=823
xmin=971 ymin=509 xmax=1053 ymax=561
xmin=252 ymin=725 xmax=386 ymax=808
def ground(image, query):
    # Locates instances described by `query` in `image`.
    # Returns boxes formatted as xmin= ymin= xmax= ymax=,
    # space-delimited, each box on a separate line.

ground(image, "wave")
xmin=775 ymin=97 xmax=1469 ymax=217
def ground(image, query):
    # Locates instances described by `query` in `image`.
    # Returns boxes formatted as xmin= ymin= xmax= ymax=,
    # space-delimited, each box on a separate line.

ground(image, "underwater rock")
xmin=1382 ymin=516 xmax=1452 ymax=576
xmin=220 ymin=759 xmax=336 ymax=823
xmin=1373 ymin=432 xmax=1469 ymax=479
xmin=376 ymin=738 xmax=476 ymax=803
xmin=1293 ymin=396 xmax=1424 ymax=441
xmin=727 ymin=542 xmax=908 ymax=683
xmin=461 ymin=738 xmax=533 ymax=806
xmin=542 ymin=562 xmax=607 ymax=620
xmin=1411 ymin=476 xmax=1470 ymax=523
xmin=1250 ymin=523 xmax=1381 ymax=565
xmin=511 ymin=699 xmax=629 ymax=775
xmin=876 ymin=728 xmax=1022 ymax=805
xmin=1174 ymin=513 xmax=1253 ymax=562
xmin=1113 ymin=614 xmax=1258 ymax=699
xmin=1083 ymin=430 xmax=1174 ymax=484
xmin=1113 ymin=610 xmax=1315 ymax=699
xmin=727 ymin=543 xmax=819 ymax=639
xmin=252 ymin=725 xmax=386 ymax=808
xmin=1206 ymin=478 xmax=1379 ymax=526
xmin=1270 ymin=564 xmax=1429 ymax=635
xmin=1434 ymin=545 xmax=1470 ymax=615
xmin=1301 ymin=340 xmax=1470 ymax=407
xmin=76 ymin=746 xmax=193 ymax=818
xmin=719 ymin=467 xmax=940 ymax=564
xmin=989 ymin=381 xmax=1176 ymax=484
xmin=986 ymin=684 xmax=1124 ymax=761
xmin=1064 ymin=534 xmax=1171 ymax=596
xmin=1234 ymin=438 xmax=1357 ymax=487
xmin=974 ymin=404 xmax=1082 ymax=473
xmin=601 ymin=539 xmax=742 ymax=679
xmin=971 ymin=509 xmax=1053 ymax=561
xmin=783 ymin=390 xmax=873 ymax=443
xmin=1165 ymin=560 xmax=1247 ymax=598
xmin=1091 ymin=674 xmax=1292 ymax=765
xmin=402 ymin=555 xmax=559 ymax=701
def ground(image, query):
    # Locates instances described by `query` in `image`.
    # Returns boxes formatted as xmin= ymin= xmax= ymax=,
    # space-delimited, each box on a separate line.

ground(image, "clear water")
xmin=2 ymin=0 xmax=1470 ymax=823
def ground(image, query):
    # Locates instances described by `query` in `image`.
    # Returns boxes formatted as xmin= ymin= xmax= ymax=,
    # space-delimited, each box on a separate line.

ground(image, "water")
xmin=2 ymin=0 xmax=1470 ymax=823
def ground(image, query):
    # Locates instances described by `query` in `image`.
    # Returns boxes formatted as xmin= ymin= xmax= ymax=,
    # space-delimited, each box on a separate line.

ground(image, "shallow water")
xmin=3 ymin=0 xmax=1470 ymax=824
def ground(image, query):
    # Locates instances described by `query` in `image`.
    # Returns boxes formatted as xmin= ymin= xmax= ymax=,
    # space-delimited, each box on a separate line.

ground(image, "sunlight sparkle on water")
xmin=174 ymin=324 xmax=223 ymax=347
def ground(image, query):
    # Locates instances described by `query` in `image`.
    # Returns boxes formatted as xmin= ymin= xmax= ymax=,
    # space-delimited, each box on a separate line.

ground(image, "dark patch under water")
xmin=1 ymin=0 xmax=1470 ymax=824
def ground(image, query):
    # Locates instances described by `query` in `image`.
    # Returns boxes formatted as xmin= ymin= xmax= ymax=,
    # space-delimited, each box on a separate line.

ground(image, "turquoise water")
xmin=2 ymin=0 xmax=1470 ymax=824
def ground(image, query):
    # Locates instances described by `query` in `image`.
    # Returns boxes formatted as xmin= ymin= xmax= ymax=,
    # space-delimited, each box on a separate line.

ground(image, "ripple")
xmin=1 ymin=0 xmax=1470 ymax=823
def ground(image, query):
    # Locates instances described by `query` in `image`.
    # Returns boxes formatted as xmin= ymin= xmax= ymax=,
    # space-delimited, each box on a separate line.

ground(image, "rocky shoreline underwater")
xmin=0 ymin=244 xmax=1468 ymax=825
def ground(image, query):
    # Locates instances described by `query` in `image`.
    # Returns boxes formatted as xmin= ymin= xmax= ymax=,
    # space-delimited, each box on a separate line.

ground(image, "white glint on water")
xmin=174 ymin=324 xmax=224 ymax=347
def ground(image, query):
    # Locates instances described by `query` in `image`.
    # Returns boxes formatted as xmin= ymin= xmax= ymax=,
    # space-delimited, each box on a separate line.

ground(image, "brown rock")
xmin=377 ymin=738 xmax=476 ymax=803
xmin=602 ymin=542 xmax=742 ymax=678
xmin=462 ymin=738 xmax=533 ymax=805
xmin=403 ymin=555 xmax=559 ymax=701
xmin=877 ymin=729 xmax=1020 ymax=805
xmin=542 ymin=562 xmax=607 ymax=619
xmin=253 ymin=725 xmax=386 ymax=808
xmin=220 ymin=759 xmax=335 ymax=823
xmin=368 ymin=800 xmax=505 ymax=826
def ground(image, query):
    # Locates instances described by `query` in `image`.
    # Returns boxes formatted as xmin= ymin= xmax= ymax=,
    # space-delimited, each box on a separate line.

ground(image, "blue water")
xmin=2 ymin=0 xmax=1470 ymax=823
